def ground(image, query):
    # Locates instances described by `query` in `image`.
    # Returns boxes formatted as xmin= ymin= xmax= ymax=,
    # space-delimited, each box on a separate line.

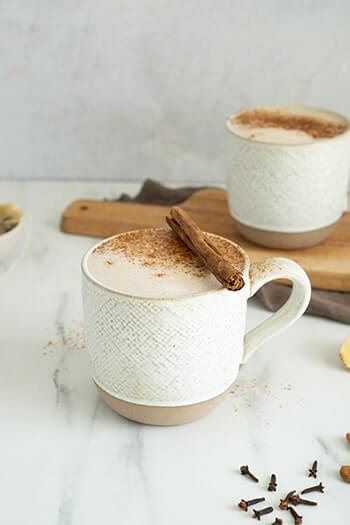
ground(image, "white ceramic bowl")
xmin=0 ymin=216 xmax=24 ymax=261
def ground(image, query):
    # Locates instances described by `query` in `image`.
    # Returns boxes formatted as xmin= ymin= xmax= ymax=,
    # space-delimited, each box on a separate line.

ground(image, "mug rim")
xmin=226 ymin=103 xmax=350 ymax=147
xmin=81 ymin=227 xmax=250 ymax=301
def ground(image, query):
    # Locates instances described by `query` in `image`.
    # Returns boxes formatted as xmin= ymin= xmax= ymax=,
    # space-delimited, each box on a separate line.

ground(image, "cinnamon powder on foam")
xmin=92 ymin=229 xmax=244 ymax=278
xmin=233 ymin=108 xmax=347 ymax=139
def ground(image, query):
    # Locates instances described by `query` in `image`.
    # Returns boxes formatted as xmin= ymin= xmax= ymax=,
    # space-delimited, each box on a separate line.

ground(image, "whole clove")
xmin=301 ymin=482 xmax=324 ymax=494
xmin=238 ymin=497 xmax=265 ymax=511
xmin=308 ymin=460 xmax=318 ymax=478
xmin=288 ymin=506 xmax=303 ymax=524
xmin=252 ymin=506 xmax=273 ymax=520
xmin=286 ymin=490 xmax=296 ymax=500
xmin=271 ymin=519 xmax=283 ymax=525
xmin=279 ymin=490 xmax=296 ymax=510
xmin=288 ymin=494 xmax=317 ymax=506
xmin=240 ymin=465 xmax=259 ymax=483
xmin=268 ymin=473 xmax=277 ymax=491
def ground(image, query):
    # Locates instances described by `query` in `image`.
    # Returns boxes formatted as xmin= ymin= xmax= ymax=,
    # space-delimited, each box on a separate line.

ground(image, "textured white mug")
xmin=82 ymin=230 xmax=310 ymax=426
xmin=226 ymin=105 xmax=350 ymax=249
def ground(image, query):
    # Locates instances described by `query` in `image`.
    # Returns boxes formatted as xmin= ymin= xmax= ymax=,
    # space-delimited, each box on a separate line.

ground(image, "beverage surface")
xmin=87 ymin=229 xmax=244 ymax=298
xmin=228 ymin=107 xmax=347 ymax=144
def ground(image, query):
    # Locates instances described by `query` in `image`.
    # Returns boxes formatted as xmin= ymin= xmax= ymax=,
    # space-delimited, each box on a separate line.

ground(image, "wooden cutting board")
xmin=61 ymin=189 xmax=350 ymax=291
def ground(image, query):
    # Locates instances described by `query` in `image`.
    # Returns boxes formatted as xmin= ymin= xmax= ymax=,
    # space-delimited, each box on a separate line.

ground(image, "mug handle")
xmin=242 ymin=257 xmax=311 ymax=364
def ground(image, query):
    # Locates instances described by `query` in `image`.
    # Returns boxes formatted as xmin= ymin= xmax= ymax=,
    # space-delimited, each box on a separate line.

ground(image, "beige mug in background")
xmin=226 ymin=105 xmax=350 ymax=249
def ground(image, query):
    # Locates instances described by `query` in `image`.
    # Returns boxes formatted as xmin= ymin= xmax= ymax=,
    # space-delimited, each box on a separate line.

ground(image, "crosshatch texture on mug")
xmin=226 ymin=114 xmax=350 ymax=233
xmin=82 ymin=273 xmax=248 ymax=406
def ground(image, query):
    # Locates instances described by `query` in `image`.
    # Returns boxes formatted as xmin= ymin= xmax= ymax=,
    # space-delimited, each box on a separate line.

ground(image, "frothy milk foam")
xmin=87 ymin=229 xmax=244 ymax=299
xmin=228 ymin=107 xmax=347 ymax=144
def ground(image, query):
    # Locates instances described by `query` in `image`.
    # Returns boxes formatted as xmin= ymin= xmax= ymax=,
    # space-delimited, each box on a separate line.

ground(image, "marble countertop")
xmin=1 ymin=180 xmax=349 ymax=525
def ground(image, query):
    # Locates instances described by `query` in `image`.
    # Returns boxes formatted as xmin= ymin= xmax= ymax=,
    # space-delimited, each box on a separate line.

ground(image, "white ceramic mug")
xmin=226 ymin=105 xmax=350 ymax=249
xmin=82 ymin=230 xmax=311 ymax=426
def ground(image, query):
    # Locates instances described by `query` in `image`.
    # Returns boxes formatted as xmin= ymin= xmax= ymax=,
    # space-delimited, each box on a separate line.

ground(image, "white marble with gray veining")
xmin=1 ymin=180 xmax=350 ymax=524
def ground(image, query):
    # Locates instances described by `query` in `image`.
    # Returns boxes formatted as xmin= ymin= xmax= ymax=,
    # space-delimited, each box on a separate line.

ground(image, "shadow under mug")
xmin=226 ymin=105 xmax=350 ymax=249
xmin=82 ymin=230 xmax=310 ymax=426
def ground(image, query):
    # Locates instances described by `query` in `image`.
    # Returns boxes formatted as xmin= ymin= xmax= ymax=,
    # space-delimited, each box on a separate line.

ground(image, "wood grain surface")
xmin=61 ymin=189 xmax=350 ymax=291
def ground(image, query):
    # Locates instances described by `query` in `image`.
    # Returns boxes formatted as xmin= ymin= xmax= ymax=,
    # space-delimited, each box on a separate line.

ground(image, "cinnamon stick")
xmin=166 ymin=206 xmax=245 ymax=291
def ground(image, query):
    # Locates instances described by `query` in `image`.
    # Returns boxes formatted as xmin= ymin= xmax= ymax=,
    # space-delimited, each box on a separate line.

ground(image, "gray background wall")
xmin=1 ymin=1 xmax=350 ymax=182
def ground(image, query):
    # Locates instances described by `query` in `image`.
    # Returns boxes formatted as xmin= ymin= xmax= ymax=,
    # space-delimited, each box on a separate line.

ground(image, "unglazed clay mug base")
xmin=95 ymin=383 xmax=232 ymax=426
xmin=234 ymin=219 xmax=338 ymax=250
xmin=82 ymin=229 xmax=311 ymax=426
xmin=226 ymin=105 xmax=350 ymax=249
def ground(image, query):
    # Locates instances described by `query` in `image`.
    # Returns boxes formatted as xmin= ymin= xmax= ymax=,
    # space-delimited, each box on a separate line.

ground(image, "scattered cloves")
xmin=240 ymin=465 xmax=259 ymax=483
xmin=301 ymin=482 xmax=325 ymax=494
xmin=252 ymin=506 xmax=273 ymax=520
xmin=238 ymin=497 xmax=265 ymax=511
xmin=288 ymin=506 xmax=303 ymax=524
xmin=268 ymin=473 xmax=277 ymax=491
xmin=308 ymin=460 xmax=318 ymax=478
xmin=288 ymin=494 xmax=317 ymax=506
